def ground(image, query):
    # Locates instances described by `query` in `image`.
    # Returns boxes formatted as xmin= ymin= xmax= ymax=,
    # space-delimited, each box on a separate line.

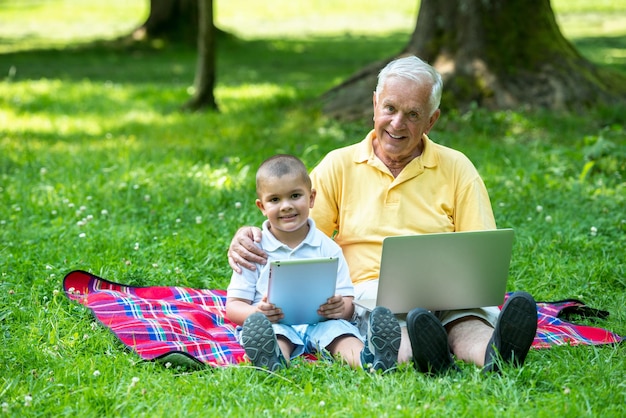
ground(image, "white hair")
xmin=376 ymin=56 xmax=443 ymax=117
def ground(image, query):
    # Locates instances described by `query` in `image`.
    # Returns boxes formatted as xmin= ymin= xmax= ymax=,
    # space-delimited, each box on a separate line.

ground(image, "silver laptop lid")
xmin=376 ymin=229 xmax=514 ymax=313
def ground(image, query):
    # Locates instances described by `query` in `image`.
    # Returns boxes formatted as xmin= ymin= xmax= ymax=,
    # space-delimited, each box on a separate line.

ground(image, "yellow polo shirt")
xmin=310 ymin=130 xmax=496 ymax=285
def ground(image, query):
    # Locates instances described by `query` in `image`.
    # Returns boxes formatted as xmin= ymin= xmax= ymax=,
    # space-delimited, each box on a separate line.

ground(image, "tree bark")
xmin=182 ymin=0 xmax=218 ymax=112
xmin=322 ymin=0 xmax=626 ymax=121
xmin=132 ymin=0 xmax=198 ymax=43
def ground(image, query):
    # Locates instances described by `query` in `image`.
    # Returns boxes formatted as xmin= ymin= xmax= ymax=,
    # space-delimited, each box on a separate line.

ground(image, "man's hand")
xmin=228 ymin=226 xmax=268 ymax=273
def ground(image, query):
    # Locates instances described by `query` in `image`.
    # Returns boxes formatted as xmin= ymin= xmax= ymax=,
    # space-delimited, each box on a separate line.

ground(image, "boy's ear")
xmin=255 ymin=199 xmax=266 ymax=215
xmin=309 ymin=188 xmax=317 ymax=208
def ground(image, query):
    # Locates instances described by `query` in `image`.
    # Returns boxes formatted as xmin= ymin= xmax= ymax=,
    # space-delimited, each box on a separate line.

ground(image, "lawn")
xmin=0 ymin=1 xmax=625 ymax=417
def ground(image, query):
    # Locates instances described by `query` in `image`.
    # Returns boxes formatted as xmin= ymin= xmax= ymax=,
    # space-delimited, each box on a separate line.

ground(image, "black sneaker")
xmin=241 ymin=313 xmax=285 ymax=371
xmin=483 ymin=291 xmax=537 ymax=373
xmin=407 ymin=308 xmax=458 ymax=375
xmin=367 ymin=306 xmax=401 ymax=372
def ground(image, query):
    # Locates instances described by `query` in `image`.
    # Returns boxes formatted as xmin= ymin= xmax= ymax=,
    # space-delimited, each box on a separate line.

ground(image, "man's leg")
xmin=446 ymin=317 xmax=493 ymax=366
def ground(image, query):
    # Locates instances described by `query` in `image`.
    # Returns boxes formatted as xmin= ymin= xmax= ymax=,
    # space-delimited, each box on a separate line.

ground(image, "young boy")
xmin=226 ymin=154 xmax=400 ymax=372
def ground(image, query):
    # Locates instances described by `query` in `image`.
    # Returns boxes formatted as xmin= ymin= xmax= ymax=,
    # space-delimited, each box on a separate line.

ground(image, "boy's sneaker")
xmin=241 ymin=313 xmax=285 ymax=371
xmin=483 ymin=291 xmax=537 ymax=373
xmin=367 ymin=306 xmax=401 ymax=372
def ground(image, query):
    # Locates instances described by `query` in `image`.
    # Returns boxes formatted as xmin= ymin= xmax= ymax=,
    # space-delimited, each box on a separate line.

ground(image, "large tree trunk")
xmin=322 ymin=0 xmax=626 ymax=121
xmin=182 ymin=0 xmax=218 ymax=112
xmin=132 ymin=0 xmax=198 ymax=43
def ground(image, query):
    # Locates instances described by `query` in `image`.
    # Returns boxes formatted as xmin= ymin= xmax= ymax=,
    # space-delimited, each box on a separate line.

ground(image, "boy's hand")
xmin=257 ymin=296 xmax=284 ymax=323
xmin=318 ymin=294 xmax=345 ymax=319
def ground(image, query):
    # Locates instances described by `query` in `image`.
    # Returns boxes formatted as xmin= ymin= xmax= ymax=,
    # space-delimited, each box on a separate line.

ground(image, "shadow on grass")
xmin=2 ymin=32 xmax=625 ymax=170
xmin=0 ymin=33 xmax=407 ymax=88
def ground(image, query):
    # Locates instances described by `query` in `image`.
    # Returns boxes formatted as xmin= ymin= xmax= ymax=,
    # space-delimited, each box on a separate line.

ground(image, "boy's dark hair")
xmin=256 ymin=154 xmax=311 ymax=195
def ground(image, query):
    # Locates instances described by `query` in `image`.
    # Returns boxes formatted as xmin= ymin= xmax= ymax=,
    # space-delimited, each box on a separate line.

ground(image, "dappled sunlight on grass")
xmin=218 ymin=83 xmax=297 ymax=111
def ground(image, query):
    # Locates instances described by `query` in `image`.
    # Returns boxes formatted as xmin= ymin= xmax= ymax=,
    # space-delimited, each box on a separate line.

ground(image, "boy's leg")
xmin=326 ymin=335 xmax=364 ymax=368
xmin=276 ymin=336 xmax=295 ymax=363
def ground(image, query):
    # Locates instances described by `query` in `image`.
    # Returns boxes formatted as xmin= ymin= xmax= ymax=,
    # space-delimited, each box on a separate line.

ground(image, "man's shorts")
xmin=353 ymin=279 xmax=499 ymax=336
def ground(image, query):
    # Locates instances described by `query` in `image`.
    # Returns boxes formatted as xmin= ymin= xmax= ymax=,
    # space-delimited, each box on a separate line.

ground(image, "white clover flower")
xmin=79 ymin=233 xmax=86 ymax=238
xmin=93 ymin=370 xmax=101 ymax=377
xmin=2 ymin=402 xmax=8 ymax=412
xmin=68 ymin=203 xmax=75 ymax=208
xmin=545 ymin=215 xmax=553 ymax=223
xmin=165 ymin=362 xmax=172 ymax=369
xmin=86 ymin=196 xmax=93 ymax=201
xmin=235 ymin=202 xmax=242 ymax=209
xmin=176 ymin=218 xmax=181 ymax=223
xmin=134 ymin=242 xmax=139 ymax=251
xmin=195 ymin=216 xmax=202 ymax=224
xmin=101 ymin=209 xmax=109 ymax=216
xmin=86 ymin=215 xmax=94 ymax=221
xmin=218 ymin=212 xmax=225 ymax=220
xmin=129 ymin=377 xmax=140 ymax=388
xmin=144 ymin=195 xmax=151 ymax=202
xmin=536 ymin=205 xmax=543 ymax=213
xmin=318 ymin=401 xmax=325 ymax=407
xmin=24 ymin=395 xmax=32 ymax=407
xmin=80 ymin=205 xmax=87 ymax=212
xmin=53 ymin=289 xmax=60 ymax=297
xmin=590 ymin=226 xmax=598 ymax=236
xmin=133 ymin=184 xmax=140 ymax=190
xmin=498 ymin=202 xmax=505 ymax=207
xmin=51 ymin=210 xmax=58 ymax=216
xmin=46 ymin=265 xmax=53 ymax=270
xmin=40 ymin=167 xmax=47 ymax=175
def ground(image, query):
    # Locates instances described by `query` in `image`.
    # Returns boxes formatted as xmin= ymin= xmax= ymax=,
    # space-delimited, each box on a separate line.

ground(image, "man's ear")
xmin=426 ymin=109 xmax=441 ymax=133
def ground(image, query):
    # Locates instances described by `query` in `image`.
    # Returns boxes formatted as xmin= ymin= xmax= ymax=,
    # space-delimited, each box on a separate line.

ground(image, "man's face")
xmin=372 ymin=76 xmax=440 ymax=162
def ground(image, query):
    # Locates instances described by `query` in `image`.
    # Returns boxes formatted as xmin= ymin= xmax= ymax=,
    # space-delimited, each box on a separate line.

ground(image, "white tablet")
xmin=267 ymin=257 xmax=338 ymax=325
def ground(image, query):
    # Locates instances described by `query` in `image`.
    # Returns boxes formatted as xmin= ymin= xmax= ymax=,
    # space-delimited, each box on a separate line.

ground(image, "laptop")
xmin=267 ymin=257 xmax=338 ymax=325
xmin=353 ymin=229 xmax=514 ymax=313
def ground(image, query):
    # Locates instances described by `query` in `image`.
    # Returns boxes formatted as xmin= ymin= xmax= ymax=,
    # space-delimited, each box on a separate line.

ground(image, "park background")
xmin=1 ymin=1 xmax=624 ymax=416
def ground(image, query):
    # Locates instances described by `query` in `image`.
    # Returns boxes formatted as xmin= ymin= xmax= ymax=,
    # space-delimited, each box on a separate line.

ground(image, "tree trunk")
xmin=322 ymin=0 xmax=626 ymax=121
xmin=132 ymin=0 xmax=198 ymax=43
xmin=182 ymin=0 xmax=218 ymax=112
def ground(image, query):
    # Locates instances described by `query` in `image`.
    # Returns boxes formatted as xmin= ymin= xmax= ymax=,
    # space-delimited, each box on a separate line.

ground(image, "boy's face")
xmin=255 ymin=173 xmax=315 ymax=236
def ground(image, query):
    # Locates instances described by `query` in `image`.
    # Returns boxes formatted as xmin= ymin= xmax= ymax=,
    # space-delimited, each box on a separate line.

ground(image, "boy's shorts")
xmin=235 ymin=319 xmax=364 ymax=359
xmin=273 ymin=319 xmax=364 ymax=359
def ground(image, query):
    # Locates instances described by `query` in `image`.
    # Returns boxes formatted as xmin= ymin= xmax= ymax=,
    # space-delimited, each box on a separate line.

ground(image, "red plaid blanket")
xmin=63 ymin=270 xmax=623 ymax=367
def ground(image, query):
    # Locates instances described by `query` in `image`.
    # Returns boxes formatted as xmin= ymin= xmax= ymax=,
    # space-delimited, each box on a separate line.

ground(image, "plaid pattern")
xmin=63 ymin=270 xmax=622 ymax=367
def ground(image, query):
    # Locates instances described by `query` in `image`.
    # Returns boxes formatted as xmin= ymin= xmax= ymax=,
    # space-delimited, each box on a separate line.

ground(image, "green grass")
xmin=1 ymin=1 xmax=625 ymax=417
